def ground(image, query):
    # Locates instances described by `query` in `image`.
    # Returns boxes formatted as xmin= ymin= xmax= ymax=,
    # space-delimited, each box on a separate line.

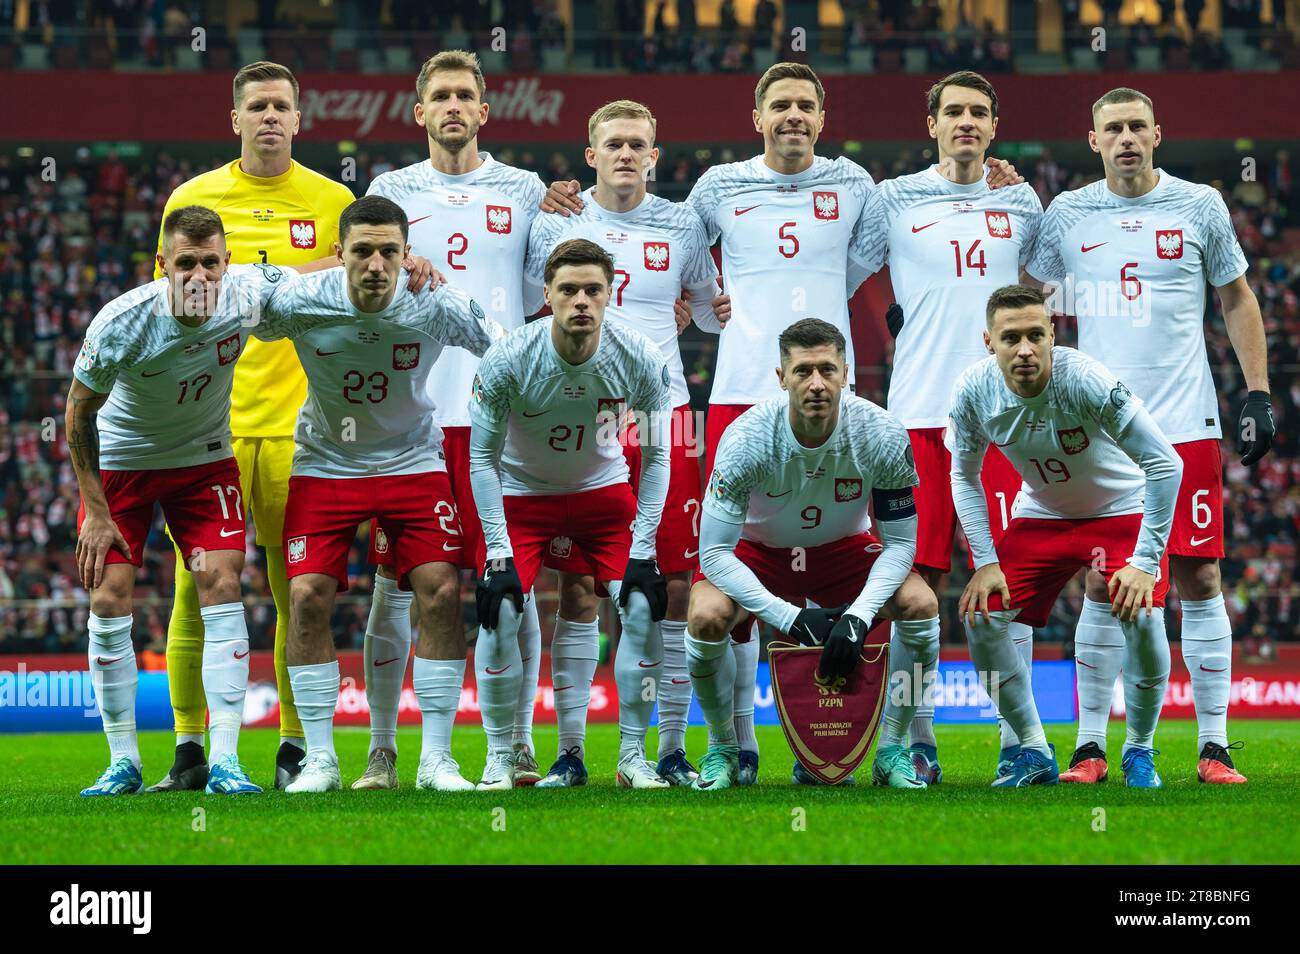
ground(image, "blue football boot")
xmin=535 ymin=747 xmax=588 ymax=788
xmin=906 ymin=743 xmax=942 ymax=785
xmin=205 ymin=753 xmax=263 ymax=794
xmin=80 ymin=756 xmax=143 ymax=797
xmin=1122 ymin=747 xmax=1163 ymax=788
xmin=990 ymin=744 xmax=1059 ymax=788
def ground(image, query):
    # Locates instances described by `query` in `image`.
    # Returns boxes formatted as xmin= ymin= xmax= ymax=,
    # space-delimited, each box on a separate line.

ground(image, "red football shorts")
xmin=1167 ymin=438 xmax=1225 ymax=559
xmin=477 ymin=483 xmax=637 ymax=593
xmin=285 ymin=471 xmax=462 ymax=592
xmin=370 ymin=427 xmax=478 ymax=571
xmin=908 ymin=427 xmax=1022 ymax=574
xmin=544 ymin=404 xmax=703 ymax=575
xmin=704 ymin=403 xmax=752 ymax=477
xmin=693 ymin=532 xmax=886 ymax=641
xmin=79 ymin=457 xmax=246 ymax=570
xmin=987 ymin=513 xmax=1171 ymax=628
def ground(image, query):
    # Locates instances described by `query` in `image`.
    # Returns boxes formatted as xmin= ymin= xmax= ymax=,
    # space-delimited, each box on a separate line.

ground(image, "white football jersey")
xmin=469 ymin=317 xmax=672 ymax=496
xmin=74 ymin=263 xmax=288 ymax=470
xmin=1026 ymin=171 xmax=1247 ymax=444
xmin=367 ymin=152 xmax=545 ymax=428
xmin=257 ymin=269 xmax=503 ymax=478
xmin=524 ymin=188 xmax=719 ymax=408
xmin=704 ymin=394 xmax=917 ymax=549
xmin=686 ymin=155 xmax=886 ymax=405
xmin=879 ymin=167 xmax=1043 ymax=428
xmin=947 ymin=347 xmax=1147 ymax=521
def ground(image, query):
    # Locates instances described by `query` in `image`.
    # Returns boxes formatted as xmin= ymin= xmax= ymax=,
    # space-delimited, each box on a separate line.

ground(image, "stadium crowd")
xmin=1 ymin=144 xmax=1296 ymax=654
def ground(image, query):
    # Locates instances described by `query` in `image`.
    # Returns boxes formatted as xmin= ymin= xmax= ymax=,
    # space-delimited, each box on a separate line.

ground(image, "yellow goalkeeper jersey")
xmin=155 ymin=159 xmax=355 ymax=437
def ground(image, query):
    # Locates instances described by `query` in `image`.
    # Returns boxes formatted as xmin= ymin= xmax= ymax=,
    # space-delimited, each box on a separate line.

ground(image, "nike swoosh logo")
xmin=993 ymin=439 xmax=1017 ymax=447
xmin=443 ymin=542 xmax=462 ymax=551
xmin=912 ymin=221 xmax=940 ymax=233
xmin=765 ymin=490 xmax=793 ymax=498
xmin=374 ymin=657 xmax=401 ymax=667
xmin=734 ymin=205 xmax=760 ymax=216
xmin=1135 ymin=681 xmax=1159 ymax=691
xmin=1080 ymin=242 xmax=1108 ymax=253
xmin=408 ymin=214 xmax=433 ymax=226
xmin=638 ymin=660 xmax=660 ymax=668
xmin=485 ymin=665 xmax=511 ymax=675
xmin=141 ymin=370 xmax=165 ymax=377
xmin=234 ymin=650 xmax=249 ymax=660
xmin=553 ymin=683 xmax=574 ymax=691
xmin=1076 ymin=658 xmax=1097 ymax=670
xmin=670 ymin=678 xmax=691 ymax=685
xmin=522 ymin=656 xmax=533 ymax=664
xmin=1189 ymin=536 xmax=1213 ymax=547
xmin=521 ymin=410 xmax=548 ymax=418
xmin=684 ymin=549 xmax=699 ymax=558
xmin=845 ymin=620 xmax=862 ymax=643
xmin=219 ymin=528 xmax=242 ymax=538
xmin=315 ymin=348 xmax=342 ymax=357
xmin=998 ymin=672 xmax=1018 ymax=688
xmin=95 ymin=656 xmax=124 ymax=666
xmin=1199 ymin=665 xmax=1227 ymax=673
xmin=688 ymin=672 xmax=707 ymax=679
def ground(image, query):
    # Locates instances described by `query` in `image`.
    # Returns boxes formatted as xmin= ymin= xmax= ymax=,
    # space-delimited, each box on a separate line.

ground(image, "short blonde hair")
xmin=1092 ymin=87 xmax=1155 ymax=123
xmin=587 ymin=100 xmax=657 ymax=145
xmin=754 ymin=62 xmax=824 ymax=111
xmin=416 ymin=50 xmax=486 ymax=103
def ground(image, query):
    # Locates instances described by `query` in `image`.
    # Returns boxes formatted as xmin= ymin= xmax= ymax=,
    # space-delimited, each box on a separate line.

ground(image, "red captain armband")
xmin=871 ymin=486 xmax=917 ymax=521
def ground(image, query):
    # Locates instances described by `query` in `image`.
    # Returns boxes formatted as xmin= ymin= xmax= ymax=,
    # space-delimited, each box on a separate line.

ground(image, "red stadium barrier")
xmin=6 ymin=71 xmax=1300 ymax=143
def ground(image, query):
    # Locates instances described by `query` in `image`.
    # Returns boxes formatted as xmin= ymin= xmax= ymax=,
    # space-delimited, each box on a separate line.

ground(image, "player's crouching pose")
xmin=261 ymin=196 xmax=505 ymax=794
xmin=687 ymin=318 xmax=941 ymax=792
xmin=69 ymin=206 xmax=310 ymax=796
xmin=469 ymin=238 xmax=674 ymax=791
xmin=950 ymin=285 xmax=1182 ymax=788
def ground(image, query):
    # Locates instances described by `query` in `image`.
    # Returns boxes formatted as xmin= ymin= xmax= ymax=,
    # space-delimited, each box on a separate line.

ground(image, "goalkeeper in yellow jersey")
xmin=147 ymin=62 xmax=356 ymax=791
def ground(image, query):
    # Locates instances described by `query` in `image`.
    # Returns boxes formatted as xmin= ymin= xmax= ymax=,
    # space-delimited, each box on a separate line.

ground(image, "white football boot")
xmin=476 ymin=751 xmax=515 ymax=791
xmin=284 ymin=751 xmax=342 ymax=793
xmin=417 ymin=752 xmax=476 ymax=792
xmin=616 ymin=746 xmax=671 ymax=789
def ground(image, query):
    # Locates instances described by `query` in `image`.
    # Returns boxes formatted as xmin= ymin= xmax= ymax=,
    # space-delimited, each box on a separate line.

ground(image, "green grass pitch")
xmin=3 ymin=722 xmax=1297 ymax=864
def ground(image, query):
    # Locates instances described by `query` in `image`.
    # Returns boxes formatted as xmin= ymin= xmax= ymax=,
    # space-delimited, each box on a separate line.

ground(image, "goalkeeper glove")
xmin=819 ymin=613 xmax=869 ymax=680
xmin=619 ymin=558 xmax=668 ymax=622
xmin=476 ymin=557 xmax=524 ymax=630
xmin=788 ymin=605 xmax=849 ymax=647
xmin=1238 ymin=390 xmax=1275 ymax=466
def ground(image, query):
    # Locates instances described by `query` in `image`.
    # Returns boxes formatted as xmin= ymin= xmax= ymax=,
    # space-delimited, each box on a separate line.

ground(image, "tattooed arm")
xmin=66 ymin=378 xmax=131 ymax=589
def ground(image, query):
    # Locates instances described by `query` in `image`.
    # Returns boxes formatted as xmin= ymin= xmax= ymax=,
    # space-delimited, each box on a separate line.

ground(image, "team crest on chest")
xmin=813 ymin=191 xmax=839 ymax=221
xmin=216 ymin=333 xmax=241 ymax=366
xmin=834 ymin=478 xmax=863 ymax=501
xmin=1057 ymin=426 xmax=1090 ymax=455
xmin=597 ymin=396 xmax=627 ymax=417
xmin=486 ymin=205 xmax=512 ymax=234
xmin=393 ymin=343 xmax=420 ymax=371
xmin=1155 ymin=229 xmax=1183 ymax=259
xmin=643 ymin=242 xmax=670 ymax=271
xmin=289 ymin=219 xmax=316 ymax=249
xmin=985 ymin=211 xmax=1012 ymax=238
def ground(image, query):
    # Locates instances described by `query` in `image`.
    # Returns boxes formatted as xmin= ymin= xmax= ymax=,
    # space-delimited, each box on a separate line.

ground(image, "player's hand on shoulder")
xmin=75 ymin=512 xmax=131 ymax=591
xmin=402 ymin=254 xmax=445 ymax=293
xmin=984 ymin=157 xmax=1024 ymax=190
xmin=540 ymin=179 xmax=584 ymax=217
xmin=819 ymin=612 xmax=868 ymax=680
xmin=1238 ymin=390 xmax=1275 ymax=466
xmin=959 ymin=563 xmax=1010 ymax=627
xmin=788 ymin=604 xmax=848 ymax=647
xmin=476 ymin=557 xmax=524 ymax=630
xmin=1107 ymin=564 xmax=1156 ymax=624
xmin=620 ymin=558 xmax=668 ymax=621
xmin=674 ymin=295 xmax=692 ymax=335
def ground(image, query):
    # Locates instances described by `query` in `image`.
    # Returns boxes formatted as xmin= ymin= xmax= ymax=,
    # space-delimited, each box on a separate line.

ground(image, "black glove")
xmin=885 ymin=303 xmax=905 ymax=338
xmin=1238 ymin=390 xmax=1275 ymax=466
xmin=476 ymin=557 xmax=523 ymax=630
xmin=819 ymin=613 xmax=868 ymax=680
xmin=788 ymin=605 xmax=849 ymax=647
xmin=619 ymin=558 xmax=668 ymax=622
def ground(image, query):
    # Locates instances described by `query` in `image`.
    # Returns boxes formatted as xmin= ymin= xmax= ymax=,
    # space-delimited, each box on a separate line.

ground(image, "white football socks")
xmin=904 ymin=617 xmax=939 ymax=748
xmin=880 ymin=617 xmax=940 ymax=748
xmin=1121 ymin=609 xmax=1171 ymax=752
xmin=412 ymin=656 xmax=465 ymax=759
xmin=474 ymin=599 xmax=523 ymax=758
xmin=997 ymin=621 xmax=1034 ymax=749
xmin=1073 ymin=597 xmax=1125 ymax=753
xmin=88 ymin=613 xmax=139 ymax=768
xmin=288 ymin=661 xmax=340 ymax=760
xmin=610 ymin=584 xmax=663 ymax=760
xmin=364 ymin=573 xmax=412 ymax=757
xmin=551 ymin=614 xmax=600 ymax=760
xmin=656 ymin=619 xmax=691 ymax=758
xmin=731 ymin=633 xmax=759 ymax=754
xmin=1179 ymin=594 xmax=1232 ymax=749
xmin=964 ymin=610 xmax=1048 ymax=754
xmin=199 ymin=602 xmax=251 ymax=761
xmin=686 ymin=633 xmax=736 ymax=745
xmin=513 ymin=591 xmax=541 ymax=754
